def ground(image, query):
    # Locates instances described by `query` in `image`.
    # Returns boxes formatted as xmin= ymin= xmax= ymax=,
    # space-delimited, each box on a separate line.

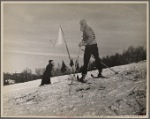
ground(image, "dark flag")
xmin=75 ymin=60 xmax=80 ymax=72
xmin=61 ymin=61 xmax=67 ymax=73
xmin=70 ymin=59 xmax=74 ymax=67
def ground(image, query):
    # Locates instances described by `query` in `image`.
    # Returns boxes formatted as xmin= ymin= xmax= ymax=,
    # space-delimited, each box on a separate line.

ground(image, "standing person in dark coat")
xmin=78 ymin=19 xmax=104 ymax=83
xmin=40 ymin=60 xmax=54 ymax=86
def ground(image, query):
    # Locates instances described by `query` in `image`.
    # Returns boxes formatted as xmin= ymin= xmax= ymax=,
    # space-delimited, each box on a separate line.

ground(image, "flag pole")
xmin=60 ymin=25 xmax=71 ymax=61
xmin=60 ymin=25 xmax=76 ymax=86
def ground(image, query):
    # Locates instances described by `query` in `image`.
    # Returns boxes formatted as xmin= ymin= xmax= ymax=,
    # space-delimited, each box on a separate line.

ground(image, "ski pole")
xmin=100 ymin=62 xmax=118 ymax=74
xmin=69 ymin=47 xmax=82 ymax=85
xmin=77 ymin=47 xmax=81 ymax=60
xmin=75 ymin=47 xmax=81 ymax=65
xmin=74 ymin=47 xmax=81 ymax=72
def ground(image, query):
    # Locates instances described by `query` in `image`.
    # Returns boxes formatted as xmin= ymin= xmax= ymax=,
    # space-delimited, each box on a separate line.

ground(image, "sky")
xmin=1 ymin=1 xmax=148 ymax=73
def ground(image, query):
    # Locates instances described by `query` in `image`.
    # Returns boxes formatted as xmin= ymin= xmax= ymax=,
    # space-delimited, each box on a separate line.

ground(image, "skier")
xmin=40 ymin=60 xmax=54 ymax=86
xmin=78 ymin=19 xmax=104 ymax=83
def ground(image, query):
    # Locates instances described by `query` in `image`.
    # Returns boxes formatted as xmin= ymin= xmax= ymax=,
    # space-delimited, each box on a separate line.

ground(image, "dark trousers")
xmin=82 ymin=44 xmax=102 ymax=75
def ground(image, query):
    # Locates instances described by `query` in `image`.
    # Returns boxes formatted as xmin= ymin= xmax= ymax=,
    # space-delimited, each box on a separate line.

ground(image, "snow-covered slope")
xmin=2 ymin=61 xmax=147 ymax=118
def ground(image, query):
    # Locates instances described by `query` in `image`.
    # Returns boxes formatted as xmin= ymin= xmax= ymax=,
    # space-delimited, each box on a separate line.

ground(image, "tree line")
xmin=3 ymin=45 xmax=146 ymax=85
xmin=90 ymin=45 xmax=146 ymax=70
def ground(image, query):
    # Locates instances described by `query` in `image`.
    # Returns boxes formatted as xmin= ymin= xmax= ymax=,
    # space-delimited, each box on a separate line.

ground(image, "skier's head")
xmin=80 ymin=19 xmax=88 ymax=31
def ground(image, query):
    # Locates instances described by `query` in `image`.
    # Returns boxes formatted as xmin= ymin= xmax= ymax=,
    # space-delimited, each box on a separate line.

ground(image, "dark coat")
xmin=44 ymin=63 xmax=53 ymax=77
xmin=41 ymin=63 xmax=53 ymax=85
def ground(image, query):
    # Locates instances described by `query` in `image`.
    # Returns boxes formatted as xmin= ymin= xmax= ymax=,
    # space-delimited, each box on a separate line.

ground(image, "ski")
xmin=91 ymin=74 xmax=106 ymax=78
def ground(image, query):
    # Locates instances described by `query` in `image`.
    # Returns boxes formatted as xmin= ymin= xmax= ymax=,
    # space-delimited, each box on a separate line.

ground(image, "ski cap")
xmin=80 ymin=19 xmax=88 ymax=27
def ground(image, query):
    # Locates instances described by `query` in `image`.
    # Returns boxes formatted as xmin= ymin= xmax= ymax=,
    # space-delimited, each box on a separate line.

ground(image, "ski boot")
xmin=77 ymin=74 xmax=86 ymax=83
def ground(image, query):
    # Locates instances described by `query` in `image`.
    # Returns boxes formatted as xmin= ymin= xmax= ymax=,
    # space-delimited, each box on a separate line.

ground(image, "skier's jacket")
xmin=82 ymin=26 xmax=97 ymax=46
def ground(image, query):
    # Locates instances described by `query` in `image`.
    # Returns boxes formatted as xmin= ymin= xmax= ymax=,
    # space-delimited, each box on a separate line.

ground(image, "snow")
xmin=1 ymin=61 xmax=147 ymax=118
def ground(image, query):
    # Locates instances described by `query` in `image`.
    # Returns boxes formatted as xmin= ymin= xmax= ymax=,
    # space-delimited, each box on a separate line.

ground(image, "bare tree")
xmin=21 ymin=68 xmax=32 ymax=81
xmin=35 ymin=68 xmax=45 ymax=78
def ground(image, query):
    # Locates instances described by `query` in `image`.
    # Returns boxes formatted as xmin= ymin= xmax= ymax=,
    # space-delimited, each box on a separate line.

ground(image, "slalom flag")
xmin=55 ymin=26 xmax=65 ymax=47
xmin=55 ymin=25 xmax=73 ymax=66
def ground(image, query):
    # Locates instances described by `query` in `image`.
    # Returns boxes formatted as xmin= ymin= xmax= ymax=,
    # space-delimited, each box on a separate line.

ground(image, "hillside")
xmin=2 ymin=61 xmax=147 ymax=118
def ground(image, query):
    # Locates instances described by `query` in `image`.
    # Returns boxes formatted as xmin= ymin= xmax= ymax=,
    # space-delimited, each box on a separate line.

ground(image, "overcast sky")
xmin=2 ymin=2 xmax=147 ymax=73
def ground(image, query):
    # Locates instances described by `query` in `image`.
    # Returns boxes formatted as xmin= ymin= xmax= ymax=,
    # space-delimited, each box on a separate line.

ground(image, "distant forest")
xmin=3 ymin=45 xmax=146 ymax=85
